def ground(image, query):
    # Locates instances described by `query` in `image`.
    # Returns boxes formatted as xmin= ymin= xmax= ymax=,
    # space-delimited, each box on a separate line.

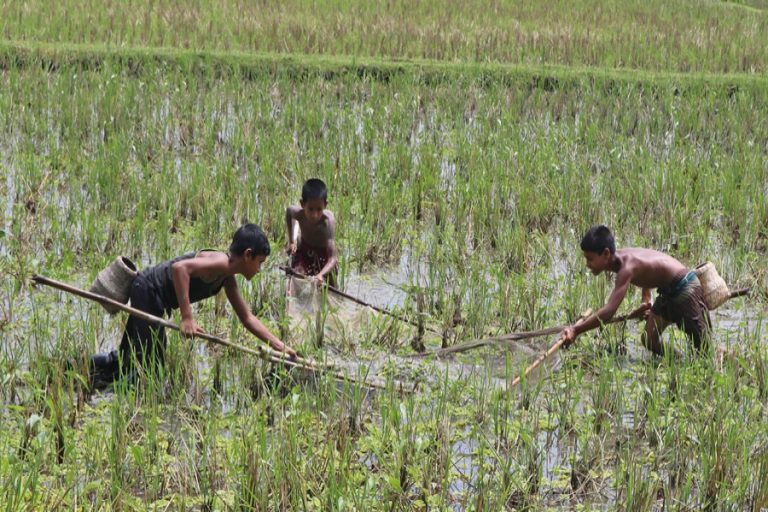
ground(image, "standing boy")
xmin=561 ymin=225 xmax=711 ymax=356
xmin=90 ymin=223 xmax=296 ymax=387
xmin=285 ymin=178 xmax=338 ymax=286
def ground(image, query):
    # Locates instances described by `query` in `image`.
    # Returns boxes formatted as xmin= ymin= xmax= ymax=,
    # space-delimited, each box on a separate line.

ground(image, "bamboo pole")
xmin=509 ymin=286 xmax=750 ymax=389
xmin=420 ymin=287 xmax=751 ymax=359
xmin=31 ymin=274 xmax=387 ymax=390
xmin=509 ymin=310 xmax=592 ymax=389
xmin=419 ymin=313 xmax=630 ymax=358
xmin=281 ymin=265 xmax=441 ymax=335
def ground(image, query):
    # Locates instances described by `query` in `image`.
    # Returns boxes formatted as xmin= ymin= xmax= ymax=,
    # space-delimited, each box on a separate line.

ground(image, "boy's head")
xmin=300 ymin=178 xmax=328 ymax=224
xmin=301 ymin=178 xmax=328 ymax=203
xmin=230 ymin=224 xmax=270 ymax=278
xmin=580 ymin=225 xmax=615 ymax=274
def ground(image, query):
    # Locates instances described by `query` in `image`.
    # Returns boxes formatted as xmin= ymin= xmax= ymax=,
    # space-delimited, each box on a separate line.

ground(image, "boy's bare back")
xmin=614 ymin=248 xmax=688 ymax=290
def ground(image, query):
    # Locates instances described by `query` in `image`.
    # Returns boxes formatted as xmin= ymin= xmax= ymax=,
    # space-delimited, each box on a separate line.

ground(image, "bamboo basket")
xmin=89 ymin=256 xmax=138 ymax=314
xmin=694 ymin=262 xmax=730 ymax=310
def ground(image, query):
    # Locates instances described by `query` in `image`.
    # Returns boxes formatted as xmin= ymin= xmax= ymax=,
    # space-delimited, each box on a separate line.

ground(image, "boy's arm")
xmin=285 ymin=205 xmax=301 ymax=254
xmin=628 ymin=288 xmax=653 ymax=320
xmin=223 ymin=277 xmax=297 ymax=357
xmin=316 ymin=239 xmax=338 ymax=282
xmin=171 ymin=254 xmax=228 ymax=337
xmin=315 ymin=213 xmax=338 ymax=282
xmin=562 ymin=271 xmax=632 ymax=344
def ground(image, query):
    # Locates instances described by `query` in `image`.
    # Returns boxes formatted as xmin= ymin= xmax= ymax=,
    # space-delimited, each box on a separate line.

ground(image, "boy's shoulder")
xmin=623 ymin=247 xmax=679 ymax=259
xmin=615 ymin=247 xmax=656 ymax=273
xmin=318 ymin=210 xmax=336 ymax=234
xmin=618 ymin=247 xmax=663 ymax=258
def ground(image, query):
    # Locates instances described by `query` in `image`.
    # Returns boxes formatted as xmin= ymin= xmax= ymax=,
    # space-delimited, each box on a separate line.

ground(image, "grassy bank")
xmin=3 ymin=39 xmax=768 ymax=89
xmin=1 ymin=0 xmax=767 ymax=73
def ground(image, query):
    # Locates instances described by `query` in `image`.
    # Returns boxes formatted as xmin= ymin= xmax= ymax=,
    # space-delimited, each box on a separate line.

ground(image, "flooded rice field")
xmin=0 ymin=58 xmax=766 ymax=509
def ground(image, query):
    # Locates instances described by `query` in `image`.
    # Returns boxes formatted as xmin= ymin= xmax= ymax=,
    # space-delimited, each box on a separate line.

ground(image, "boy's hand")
xmin=271 ymin=340 xmax=297 ymax=358
xmin=286 ymin=242 xmax=297 ymax=255
xmin=561 ymin=326 xmax=577 ymax=347
xmin=180 ymin=317 xmax=206 ymax=338
xmin=628 ymin=302 xmax=651 ymax=320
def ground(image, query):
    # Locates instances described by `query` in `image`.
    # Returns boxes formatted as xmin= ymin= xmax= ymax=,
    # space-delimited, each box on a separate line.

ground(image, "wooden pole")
xmin=423 ymin=287 xmax=751 ymax=359
xmin=31 ymin=274 xmax=387 ymax=390
xmin=423 ymin=313 xmax=629 ymax=358
xmin=281 ymin=265 xmax=441 ymax=335
xmin=509 ymin=310 xmax=593 ymax=389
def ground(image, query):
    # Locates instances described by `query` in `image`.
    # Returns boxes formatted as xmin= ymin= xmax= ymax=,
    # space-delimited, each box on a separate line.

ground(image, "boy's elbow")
xmin=599 ymin=306 xmax=618 ymax=321
xmin=234 ymin=306 xmax=252 ymax=323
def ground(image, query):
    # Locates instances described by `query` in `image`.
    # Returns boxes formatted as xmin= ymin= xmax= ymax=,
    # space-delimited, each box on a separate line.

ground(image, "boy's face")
xmin=243 ymin=253 xmax=267 ymax=280
xmin=582 ymin=249 xmax=612 ymax=275
xmin=300 ymin=198 xmax=327 ymax=224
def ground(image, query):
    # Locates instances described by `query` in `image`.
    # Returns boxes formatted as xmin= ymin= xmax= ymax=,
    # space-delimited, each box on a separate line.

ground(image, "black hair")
xmin=229 ymin=223 xmax=271 ymax=257
xmin=301 ymin=178 xmax=328 ymax=202
xmin=580 ymin=225 xmax=615 ymax=255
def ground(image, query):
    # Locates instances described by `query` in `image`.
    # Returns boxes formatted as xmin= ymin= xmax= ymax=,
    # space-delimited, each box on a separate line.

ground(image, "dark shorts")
xmin=291 ymin=243 xmax=337 ymax=285
xmin=651 ymin=271 xmax=711 ymax=349
xmin=118 ymin=274 xmax=169 ymax=366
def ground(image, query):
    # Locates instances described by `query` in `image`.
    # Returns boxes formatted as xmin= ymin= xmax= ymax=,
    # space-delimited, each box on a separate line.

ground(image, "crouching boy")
xmin=561 ymin=225 xmax=711 ymax=356
xmin=90 ymin=223 xmax=296 ymax=387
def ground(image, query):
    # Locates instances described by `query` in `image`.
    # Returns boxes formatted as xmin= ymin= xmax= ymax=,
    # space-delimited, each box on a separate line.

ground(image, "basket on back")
xmin=89 ymin=256 xmax=138 ymax=314
xmin=693 ymin=262 xmax=730 ymax=310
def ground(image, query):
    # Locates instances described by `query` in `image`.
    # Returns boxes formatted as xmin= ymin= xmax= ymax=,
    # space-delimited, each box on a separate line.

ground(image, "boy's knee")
xmin=681 ymin=316 xmax=710 ymax=352
xmin=688 ymin=328 xmax=710 ymax=352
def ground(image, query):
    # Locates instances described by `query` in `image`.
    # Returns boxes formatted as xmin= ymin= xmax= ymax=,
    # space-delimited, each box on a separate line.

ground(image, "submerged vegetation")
xmin=1 ymin=2 xmax=767 ymax=510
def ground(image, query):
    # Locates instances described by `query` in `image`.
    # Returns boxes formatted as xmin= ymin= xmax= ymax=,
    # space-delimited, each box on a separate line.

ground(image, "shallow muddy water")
xmin=278 ymin=263 xmax=766 ymax=509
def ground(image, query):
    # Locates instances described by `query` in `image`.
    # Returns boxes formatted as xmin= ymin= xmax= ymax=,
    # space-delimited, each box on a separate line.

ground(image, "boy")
xmin=90 ymin=223 xmax=297 ymax=387
xmin=285 ymin=178 xmax=338 ymax=286
xmin=561 ymin=225 xmax=711 ymax=356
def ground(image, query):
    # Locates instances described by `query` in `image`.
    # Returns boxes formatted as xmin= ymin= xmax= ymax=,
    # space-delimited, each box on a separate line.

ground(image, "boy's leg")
xmin=679 ymin=297 xmax=712 ymax=352
xmin=642 ymin=312 xmax=671 ymax=356
xmin=89 ymin=350 xmax=121 ymax=389
xmin=118 ymin=275 xmax=167 ymax=370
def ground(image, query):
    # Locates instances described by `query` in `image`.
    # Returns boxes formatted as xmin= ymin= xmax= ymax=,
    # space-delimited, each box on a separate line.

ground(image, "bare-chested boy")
xmin=561 ymin=225 xmax=711 ymax=356
xmin=285 ymin=178 xmax=338 ymax=286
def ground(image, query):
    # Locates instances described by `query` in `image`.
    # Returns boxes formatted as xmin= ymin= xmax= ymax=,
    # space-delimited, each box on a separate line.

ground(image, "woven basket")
xmin=89 ymin=256 xmax=138 ymax=314
xmin=694 ymin=262 xmax=730 ymax=310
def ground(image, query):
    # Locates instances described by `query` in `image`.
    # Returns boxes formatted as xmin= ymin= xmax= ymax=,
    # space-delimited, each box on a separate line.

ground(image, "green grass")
xmin=1 ymin=0 xmax=767 ymax=73
xmin=1 ymin=53 xmax=764 ymax=303
xmin=0 ymin=2 xmax=767 ymax=509
xmin=4 ymin=39 xmax=768 ymax=88
xmin=1 ymin=56 xmax=765 ymax=509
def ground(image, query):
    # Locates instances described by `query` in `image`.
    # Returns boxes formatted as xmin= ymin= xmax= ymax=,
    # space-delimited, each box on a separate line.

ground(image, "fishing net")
xmin=284 ymin=275 xmax=563 ymax=388
xmin=285 ymin=276 xmax=389 ymax=348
